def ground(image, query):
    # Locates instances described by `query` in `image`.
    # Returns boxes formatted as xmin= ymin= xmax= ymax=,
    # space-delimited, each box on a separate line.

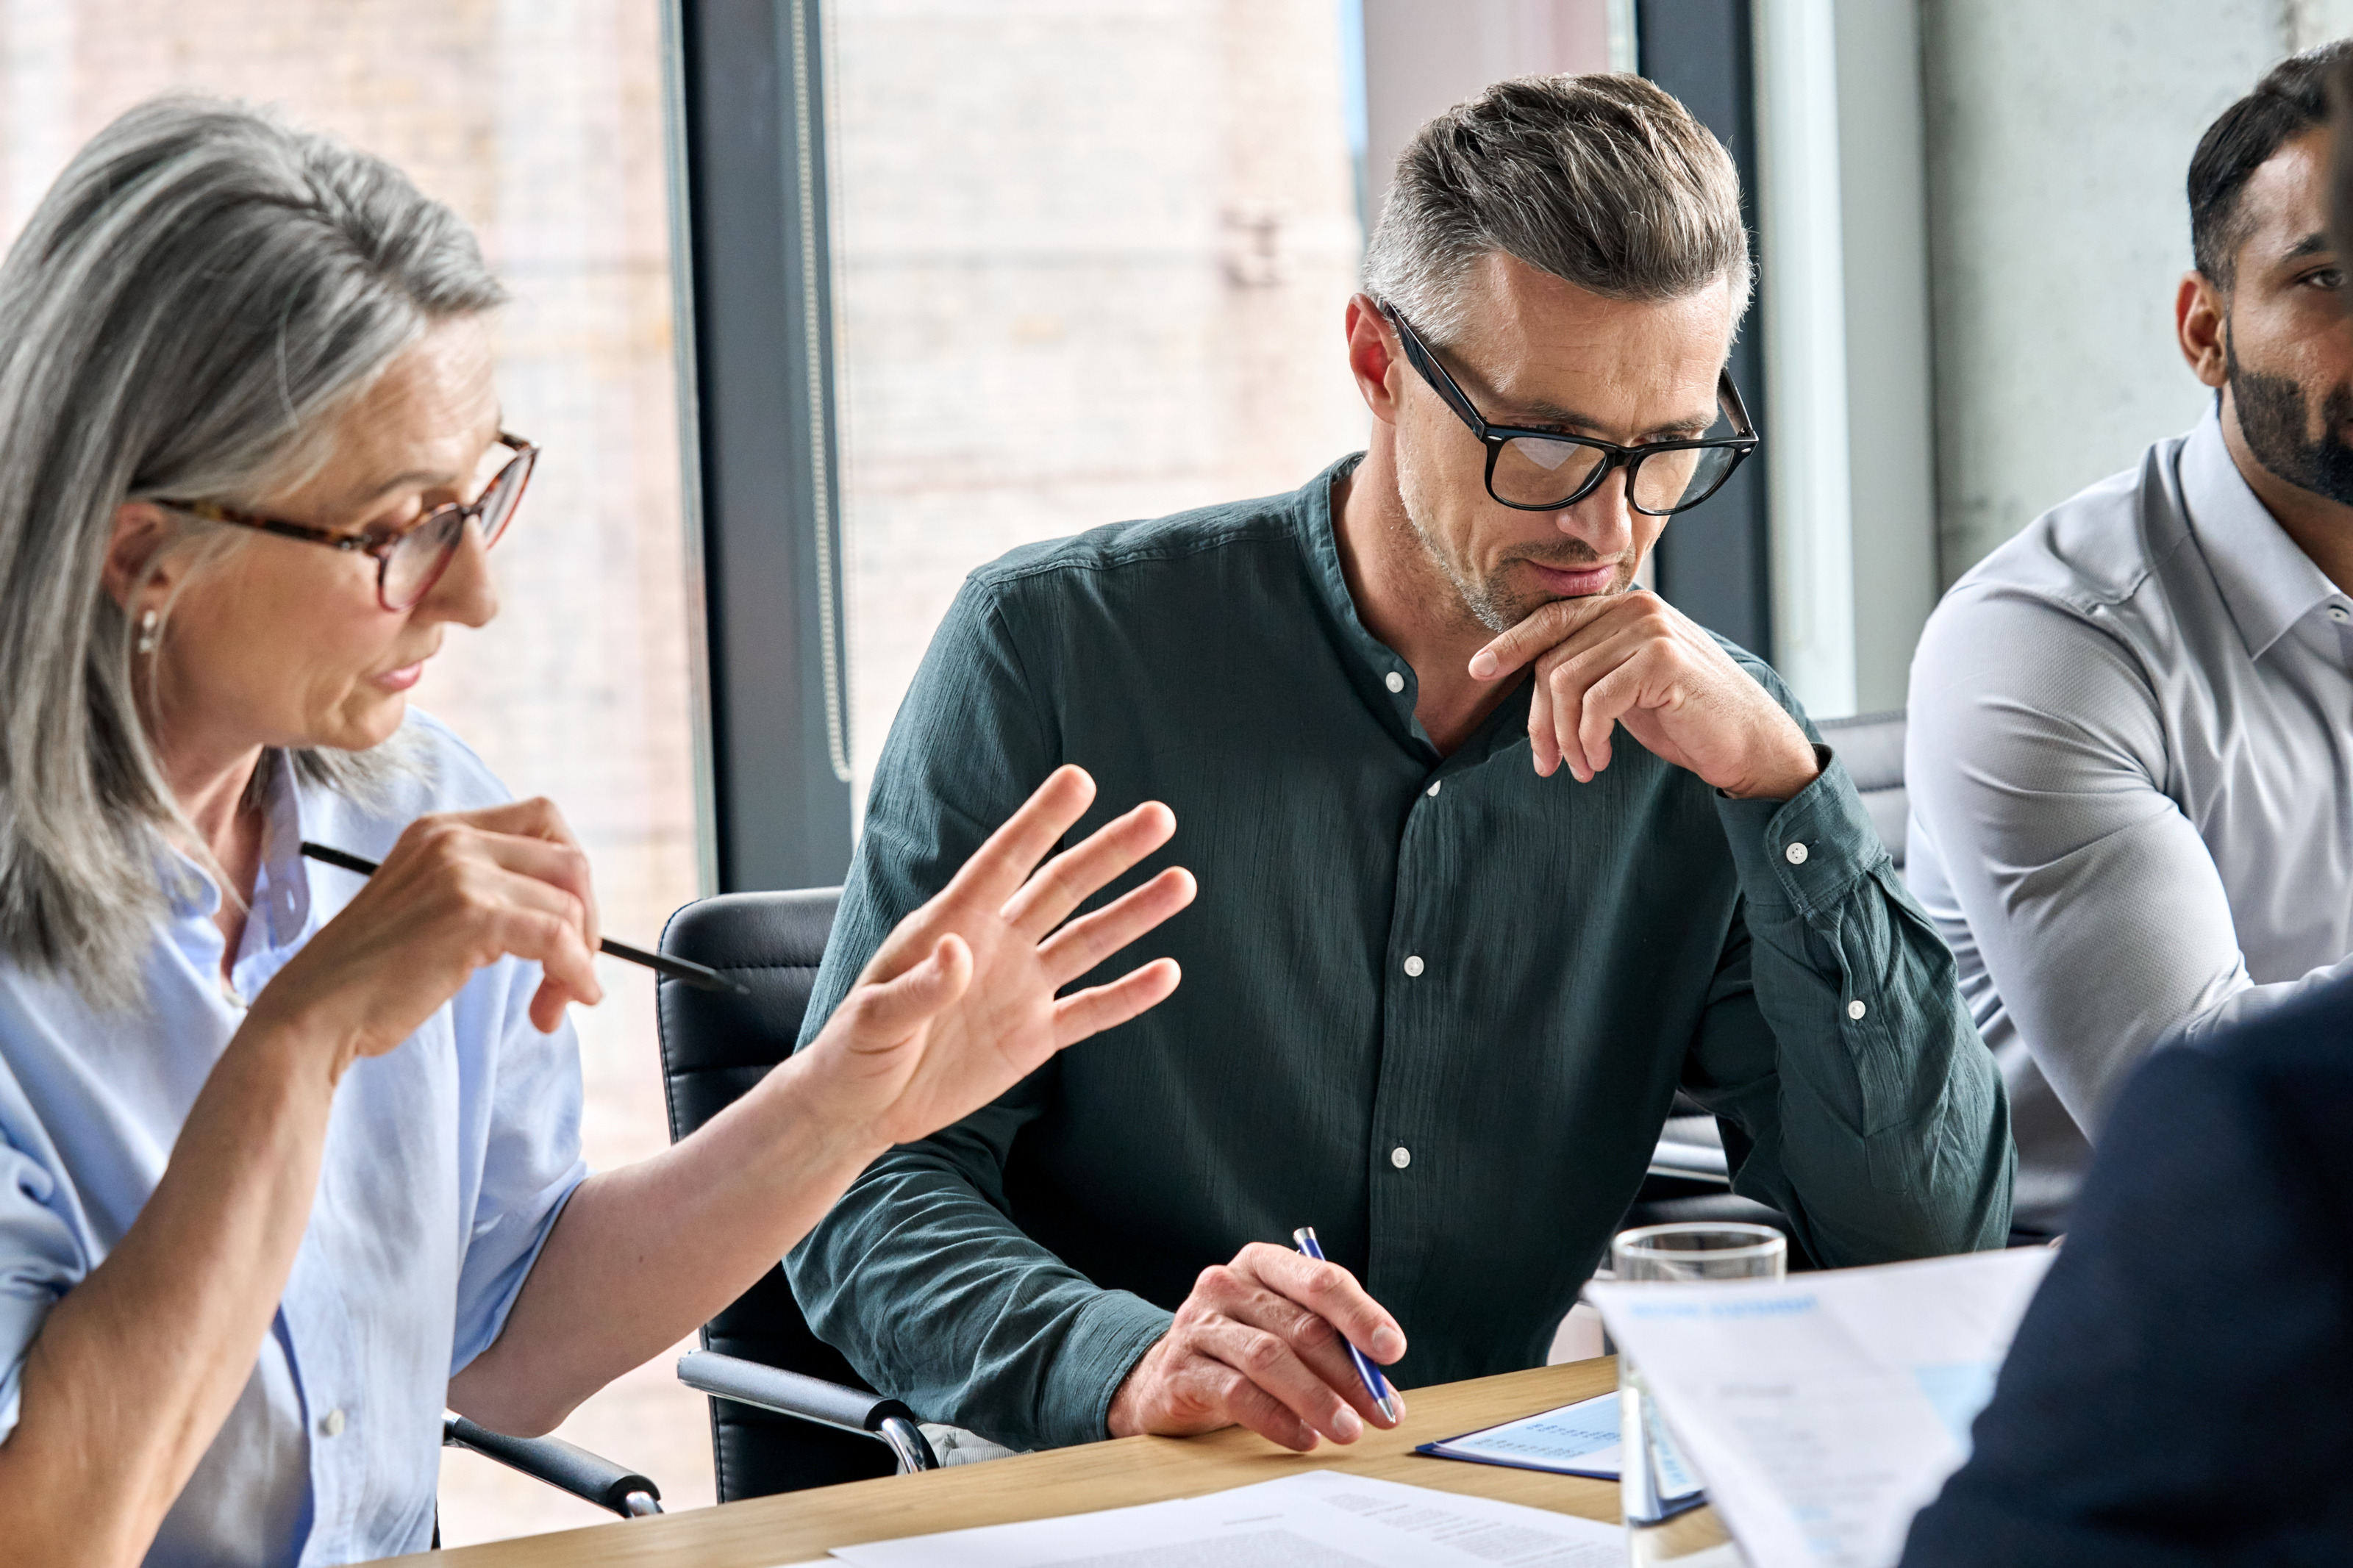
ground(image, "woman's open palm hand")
xmin=801 ymin=766 xmax=1194 ymax=1149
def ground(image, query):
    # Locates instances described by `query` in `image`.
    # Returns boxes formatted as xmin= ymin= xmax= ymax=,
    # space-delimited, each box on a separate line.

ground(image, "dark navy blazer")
xmin=1902 ymin=973 xmax=2353 ymax=1564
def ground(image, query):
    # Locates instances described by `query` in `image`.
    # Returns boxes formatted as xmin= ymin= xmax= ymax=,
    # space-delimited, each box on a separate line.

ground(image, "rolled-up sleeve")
xmin=0 ymin=1120 xmax=82 ymax=1439
xmin=448 ymin=984 xmax=588 ymax=1376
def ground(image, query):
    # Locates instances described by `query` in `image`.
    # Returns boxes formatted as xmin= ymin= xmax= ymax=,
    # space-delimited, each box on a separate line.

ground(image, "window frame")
xmin=1636 ymin=0 xmax=1775 ymax=659
xmin=664 ymin=0 xmax=855 ymax=894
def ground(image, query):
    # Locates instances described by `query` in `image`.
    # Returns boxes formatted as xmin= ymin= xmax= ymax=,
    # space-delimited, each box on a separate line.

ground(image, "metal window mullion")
xmin=785 ymin=0 xmax=851 ymax=786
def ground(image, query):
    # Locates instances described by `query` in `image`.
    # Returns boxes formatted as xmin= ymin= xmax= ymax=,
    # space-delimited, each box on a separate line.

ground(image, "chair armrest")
xmin=1647 ymin=1138 xmax=1730 ymax=1183
xmin=677 ymin=1349 xmax=940 ymax=1472
xmin=442 ymin=1414 xmax=663 ymax=1517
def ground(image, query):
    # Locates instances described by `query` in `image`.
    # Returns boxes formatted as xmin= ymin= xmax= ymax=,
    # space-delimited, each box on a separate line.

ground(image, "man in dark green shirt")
xmin=790 ymin=73 xmax=2012 ymax=1456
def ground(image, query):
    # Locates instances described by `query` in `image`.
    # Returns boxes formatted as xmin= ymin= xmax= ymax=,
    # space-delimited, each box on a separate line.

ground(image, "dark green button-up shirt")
xmin=790 ymin=457 xmax=2013 ymax=1451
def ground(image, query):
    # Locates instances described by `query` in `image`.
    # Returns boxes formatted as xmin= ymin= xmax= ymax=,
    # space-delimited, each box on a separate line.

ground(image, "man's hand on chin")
xmin=1466 ymin=588 xmax=1821 ymax=801
xmin=1105 ymin=1242 xmax=1406 ymax=1452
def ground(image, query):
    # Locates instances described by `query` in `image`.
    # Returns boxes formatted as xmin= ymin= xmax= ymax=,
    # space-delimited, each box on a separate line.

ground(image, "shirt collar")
xmin=2181 ymin=401 xmax=2346 ymax=660
xmin=154 ymin=751 xmax=315 ymax=947
xmin=1297 ymin=451 xmax=1532 ymax=767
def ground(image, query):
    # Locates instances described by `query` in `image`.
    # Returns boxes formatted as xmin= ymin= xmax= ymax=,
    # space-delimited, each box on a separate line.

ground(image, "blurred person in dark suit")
xmin=1898 ymin=973 xmax=2353 ymax=1563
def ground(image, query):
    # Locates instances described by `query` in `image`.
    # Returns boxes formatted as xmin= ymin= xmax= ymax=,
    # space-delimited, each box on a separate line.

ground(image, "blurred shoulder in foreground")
xmin=1901 ymin=973 xmax=2353 ymax=1564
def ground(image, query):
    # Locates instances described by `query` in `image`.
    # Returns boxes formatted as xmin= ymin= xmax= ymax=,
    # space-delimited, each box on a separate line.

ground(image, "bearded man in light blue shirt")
xmin=1907 ymin=43 xmax=2353 ymax=1235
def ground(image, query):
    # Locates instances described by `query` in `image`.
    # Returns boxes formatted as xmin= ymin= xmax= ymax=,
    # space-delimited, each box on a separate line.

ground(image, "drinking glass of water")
xmin=1613 ymin=1222 xmax=1786 ymax=1564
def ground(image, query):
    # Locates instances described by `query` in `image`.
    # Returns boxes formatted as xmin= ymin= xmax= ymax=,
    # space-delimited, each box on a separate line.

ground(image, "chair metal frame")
xmin=674 ymin=1350 xmax=938 ymax=1474
xmin=440 ymin=1414 xmax=663 ymax=1519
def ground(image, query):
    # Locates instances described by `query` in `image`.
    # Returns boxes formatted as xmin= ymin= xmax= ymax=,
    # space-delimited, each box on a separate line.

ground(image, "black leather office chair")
xmin=656 ymin=889 xmax=940 ymax=1503
xmin=1818 ymin=709 xmax=1908 ymax=873
xmin=1621 ymin=709 xmax=1911 ymax=1239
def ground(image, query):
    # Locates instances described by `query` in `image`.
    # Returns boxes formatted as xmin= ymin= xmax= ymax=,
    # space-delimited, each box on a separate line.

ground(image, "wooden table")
xmin=385 ymin=1358 xmax=1634 ymax=1566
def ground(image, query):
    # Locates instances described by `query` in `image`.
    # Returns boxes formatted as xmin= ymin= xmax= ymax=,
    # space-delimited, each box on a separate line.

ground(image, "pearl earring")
xmin=136 ymin=609 xmax=158 ymax=656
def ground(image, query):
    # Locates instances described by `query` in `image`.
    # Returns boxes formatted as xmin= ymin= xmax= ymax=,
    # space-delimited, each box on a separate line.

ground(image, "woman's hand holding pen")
xmin=793 ymin=765 xmax=1196 ymax=1153
xmin=252 ymin=798 xmax=606 ymax=1075
xmin=1107 ymin=1242 xmax=1408 ymax=1452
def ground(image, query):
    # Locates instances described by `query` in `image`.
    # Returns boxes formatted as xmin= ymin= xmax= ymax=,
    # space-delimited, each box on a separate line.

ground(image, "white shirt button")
xmin=1385 ymin=670 xmax=1406 ymax=694
xmin=319 ymin=1408 xmax=346 ymax=1438
xmin=1427 ymin=780 xmax=1442 ymax=797
xmin=1784 ymin=842 xmax=1810 ymax=865
xmin=2330 ymin=605 xmax=2351 ymax=624
xmin=1390 ymin=1145 xmax=1413 ymax=1170
xmin=1402 ymin=955 xmax=1425 ymax=978
xmin=1847 ymin=999 xmax=1868 ymax=1021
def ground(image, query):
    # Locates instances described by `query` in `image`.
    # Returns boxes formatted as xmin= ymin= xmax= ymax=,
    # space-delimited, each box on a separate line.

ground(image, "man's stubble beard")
xmin=1389 ymin=435 xmax=1630 ymax=636
xmin=2227 ymin=327 xmax=2353 ymax=507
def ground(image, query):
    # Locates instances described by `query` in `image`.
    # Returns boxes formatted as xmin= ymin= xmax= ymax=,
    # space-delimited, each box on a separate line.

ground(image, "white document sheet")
xmin=827 ymin=1469 xmax=1621 ymax=1567
xmin=1587 ymin=1246 xmax=2056 ymax=1568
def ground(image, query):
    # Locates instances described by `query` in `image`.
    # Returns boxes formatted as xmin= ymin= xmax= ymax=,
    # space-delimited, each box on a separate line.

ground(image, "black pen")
xmin=1293 ymin=1225 xmax=1399 ymax=1423
xmin=299 ymin=841 xmax=749 ymax=996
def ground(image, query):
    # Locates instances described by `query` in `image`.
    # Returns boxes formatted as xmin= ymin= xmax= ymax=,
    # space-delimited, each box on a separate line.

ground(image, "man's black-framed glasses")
xmin=1379 ymin=303 xmax=1757 ymax=516
xmin=157 ymin=432 xmax=537 ymax=612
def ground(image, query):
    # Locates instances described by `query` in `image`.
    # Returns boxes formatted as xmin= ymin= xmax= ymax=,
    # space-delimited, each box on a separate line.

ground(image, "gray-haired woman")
xmin=0 ymin=99 xmax=1193 ymax=1567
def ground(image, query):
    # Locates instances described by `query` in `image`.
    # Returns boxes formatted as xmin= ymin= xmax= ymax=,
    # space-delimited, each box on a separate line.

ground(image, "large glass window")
xmin=0 ymin=1 xmax=707 ymax=1540
xmin=825 ymin=0 xmax=1371 ymax=793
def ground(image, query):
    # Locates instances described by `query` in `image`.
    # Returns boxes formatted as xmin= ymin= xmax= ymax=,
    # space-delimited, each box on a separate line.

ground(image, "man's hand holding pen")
xmin=1107 ymin=1241 xmax=1407 ymax=1452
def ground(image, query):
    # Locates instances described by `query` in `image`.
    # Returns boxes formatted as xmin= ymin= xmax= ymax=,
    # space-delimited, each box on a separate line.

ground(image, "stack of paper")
xmin=828 ymin=1469 xmax=1621 ymax=1567
xmin=1587 ymin=1247 xmax=2056 ymax=1568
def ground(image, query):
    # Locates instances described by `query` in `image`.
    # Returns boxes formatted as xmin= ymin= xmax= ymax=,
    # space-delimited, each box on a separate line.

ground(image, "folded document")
xmin=1415 ymin=1389 xmax=1702 ymax=1511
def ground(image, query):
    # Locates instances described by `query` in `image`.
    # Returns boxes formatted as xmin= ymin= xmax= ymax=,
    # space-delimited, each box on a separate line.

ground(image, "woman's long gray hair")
xmin=0 ymin=97 xmax=504 ymax=1006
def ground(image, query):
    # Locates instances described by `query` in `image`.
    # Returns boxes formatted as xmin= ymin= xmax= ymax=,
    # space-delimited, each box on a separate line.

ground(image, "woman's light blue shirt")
xmin=0 ymin=713 xmax=588 ymax=1566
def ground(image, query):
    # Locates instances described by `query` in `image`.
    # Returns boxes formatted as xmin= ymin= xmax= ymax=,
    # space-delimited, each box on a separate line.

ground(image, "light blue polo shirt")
xmin=0 ymin=712 xmax=587 ymax=1565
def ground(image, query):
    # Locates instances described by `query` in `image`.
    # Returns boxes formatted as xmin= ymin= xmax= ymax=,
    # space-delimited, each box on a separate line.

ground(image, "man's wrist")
xmin=1074 ymin=1295 xmax=1178 ymax=1443
xmin=1104 ymin=1337 xmax=1163 ymax=1437
xmin=1721 ymin=737 xmax=1827 ymax=803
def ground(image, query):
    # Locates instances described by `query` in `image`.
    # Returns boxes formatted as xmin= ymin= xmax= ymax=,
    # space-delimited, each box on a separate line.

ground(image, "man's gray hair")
xmin=1364 ymin=73 xmax=1752 ymax=346
xmin=0 ymin=97 xmax=504 ymax=1006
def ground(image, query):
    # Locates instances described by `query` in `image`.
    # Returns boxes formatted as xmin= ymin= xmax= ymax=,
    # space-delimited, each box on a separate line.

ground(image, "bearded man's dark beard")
xmin=2227 ymin=332 xmax=2353 ymax=507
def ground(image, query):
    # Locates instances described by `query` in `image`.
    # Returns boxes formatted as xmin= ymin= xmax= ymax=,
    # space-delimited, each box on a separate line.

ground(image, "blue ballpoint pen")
xmin=1291 ymin=1225 xmax=1399 ymax=1424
